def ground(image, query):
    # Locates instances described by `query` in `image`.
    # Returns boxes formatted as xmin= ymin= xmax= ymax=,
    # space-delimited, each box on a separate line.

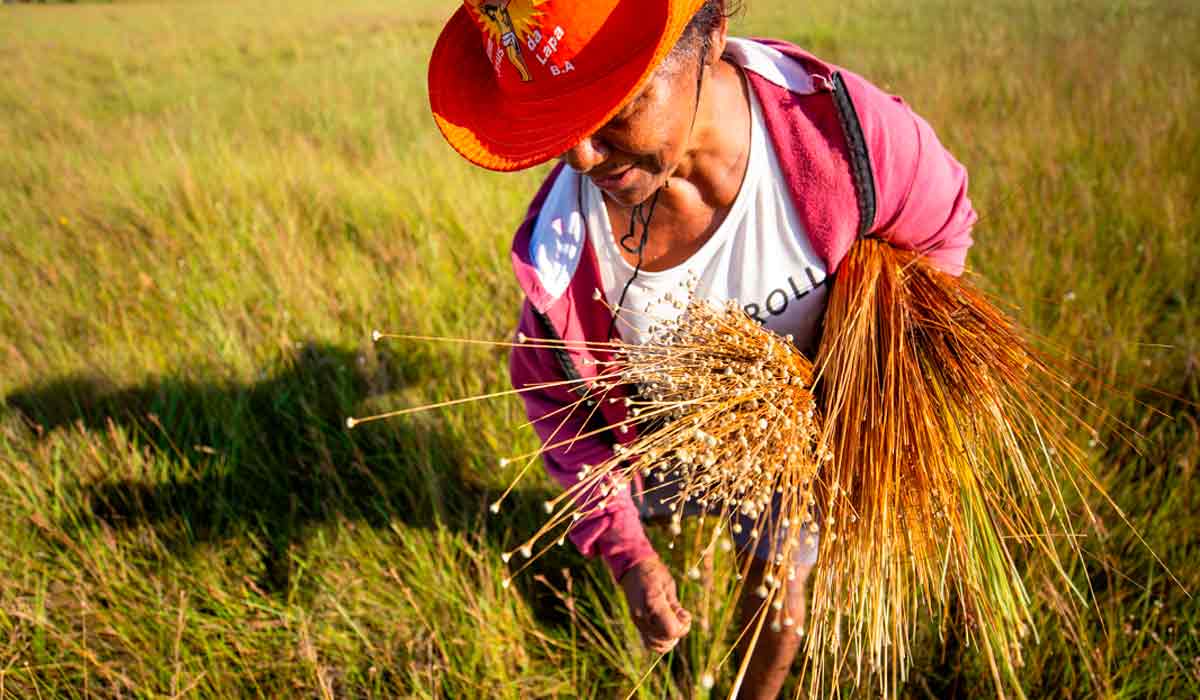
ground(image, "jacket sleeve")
xmin=844 ymin=71 xmax=978 ymax=275
xmin=509 ymin=301 xmax=657 ymax=581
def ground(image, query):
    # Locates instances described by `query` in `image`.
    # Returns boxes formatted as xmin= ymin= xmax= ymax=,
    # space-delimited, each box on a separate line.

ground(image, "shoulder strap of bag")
xmin=830 ymin=72 xmax=877 ymax=239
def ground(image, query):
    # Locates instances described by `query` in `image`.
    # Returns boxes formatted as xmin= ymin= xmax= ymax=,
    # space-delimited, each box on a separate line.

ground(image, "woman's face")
xmin=561 ymin=46 xmax=708 ymax=208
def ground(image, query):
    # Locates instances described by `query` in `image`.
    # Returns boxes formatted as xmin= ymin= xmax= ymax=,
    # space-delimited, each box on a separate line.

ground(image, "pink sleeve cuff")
xmin=591 ymin=500 xmax=658 ymax=581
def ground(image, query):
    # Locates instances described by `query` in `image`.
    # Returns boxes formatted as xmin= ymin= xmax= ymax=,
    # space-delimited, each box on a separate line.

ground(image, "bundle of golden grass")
xmin=353 ymin=294 xmax=832 ymax=690
xmin=804 ymin=237 xmax=1106 ymax=698
xmin=487 ymin=297 xmax=826 ymax=599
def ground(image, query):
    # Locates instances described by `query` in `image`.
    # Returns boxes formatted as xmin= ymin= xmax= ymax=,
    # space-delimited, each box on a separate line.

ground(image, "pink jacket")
xmin=507 ymin=39 xmax=976 ymax=580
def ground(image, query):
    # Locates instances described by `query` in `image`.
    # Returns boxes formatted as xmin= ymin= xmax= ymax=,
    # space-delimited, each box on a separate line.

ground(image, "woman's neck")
xmin=662 ymin=58 xmax=752 ymax=213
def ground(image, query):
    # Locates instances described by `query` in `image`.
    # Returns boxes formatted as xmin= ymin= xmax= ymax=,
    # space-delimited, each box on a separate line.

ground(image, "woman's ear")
xmin=703 ymin=14 xmax=729 ymax=67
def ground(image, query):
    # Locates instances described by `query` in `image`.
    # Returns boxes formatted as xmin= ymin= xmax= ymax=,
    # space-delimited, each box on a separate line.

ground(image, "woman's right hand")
xmin=619 ymin=556 xmax=692 ymax=653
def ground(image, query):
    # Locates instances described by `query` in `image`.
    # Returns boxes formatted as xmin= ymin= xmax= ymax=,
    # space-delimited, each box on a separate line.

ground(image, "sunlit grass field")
xmin=1 ymin=0 xmax=1197 ymax=697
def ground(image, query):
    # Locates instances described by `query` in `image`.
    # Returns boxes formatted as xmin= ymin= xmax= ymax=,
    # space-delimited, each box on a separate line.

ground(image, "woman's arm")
xmin=843 ymin=70 xmax=978 ymax=274
xmin=509 ymin=301 xmax=657 ymax=581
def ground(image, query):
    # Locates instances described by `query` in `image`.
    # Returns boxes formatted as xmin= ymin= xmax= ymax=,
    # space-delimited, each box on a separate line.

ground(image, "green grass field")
xmin=1 ymin=0 xmax=1197 ymax=697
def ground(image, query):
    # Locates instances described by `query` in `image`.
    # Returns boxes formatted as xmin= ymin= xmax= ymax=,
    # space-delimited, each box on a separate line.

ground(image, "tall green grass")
xmin=0 ymin=0 xmax=1196 ymax=697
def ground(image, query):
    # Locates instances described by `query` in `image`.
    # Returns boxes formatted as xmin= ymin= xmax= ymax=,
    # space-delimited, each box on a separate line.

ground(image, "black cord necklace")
xmin=606 ymin=189 xmax=662 ymax=339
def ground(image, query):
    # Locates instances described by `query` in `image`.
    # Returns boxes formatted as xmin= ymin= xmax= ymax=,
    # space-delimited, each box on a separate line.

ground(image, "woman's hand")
xmin=619 ymin=556 xmax=692 ymax=653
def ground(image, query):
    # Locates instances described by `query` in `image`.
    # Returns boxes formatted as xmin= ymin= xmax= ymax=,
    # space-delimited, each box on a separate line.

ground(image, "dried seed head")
xmin=481 ymin=290 xmax=824 ymax=615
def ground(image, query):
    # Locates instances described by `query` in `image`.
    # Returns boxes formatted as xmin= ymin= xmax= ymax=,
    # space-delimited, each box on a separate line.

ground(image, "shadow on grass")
xmin=3 ymin=340 xmax=579 ymax=616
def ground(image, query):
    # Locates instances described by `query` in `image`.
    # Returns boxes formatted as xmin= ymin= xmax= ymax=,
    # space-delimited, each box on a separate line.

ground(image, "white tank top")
xmin=585 ymin=85 xmax=830 ymax=353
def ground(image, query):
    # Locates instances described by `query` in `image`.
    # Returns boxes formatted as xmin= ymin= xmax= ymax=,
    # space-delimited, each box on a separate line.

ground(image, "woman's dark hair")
xmin=668 ymin=0 xmax=744 ymax=68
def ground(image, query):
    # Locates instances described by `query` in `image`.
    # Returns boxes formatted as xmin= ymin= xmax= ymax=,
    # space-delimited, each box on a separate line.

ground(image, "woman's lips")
xmin=591 ymin=166 xmax=635 ymax=192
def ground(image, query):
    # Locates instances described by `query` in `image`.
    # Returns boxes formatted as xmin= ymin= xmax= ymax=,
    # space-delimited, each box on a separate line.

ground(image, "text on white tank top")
xmin=586 ymin=85 xmax=830 ymax=353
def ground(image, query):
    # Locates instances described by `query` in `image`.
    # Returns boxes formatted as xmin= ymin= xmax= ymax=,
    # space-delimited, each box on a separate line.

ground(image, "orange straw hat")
xmin=429 ymin=0 xmax=708 ymax=172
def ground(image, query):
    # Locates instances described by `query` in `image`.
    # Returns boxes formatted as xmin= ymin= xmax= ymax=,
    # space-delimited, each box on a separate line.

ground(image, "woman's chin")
xmin=600 ymin=179 xmax=662 ymax=209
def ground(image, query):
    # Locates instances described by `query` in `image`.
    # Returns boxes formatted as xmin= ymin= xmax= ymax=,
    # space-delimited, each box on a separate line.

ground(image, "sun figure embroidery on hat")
xmin=470 ymin=0 xmax=574 ymax=82
xmin=469 ymin=0 xmax=576 ymax=83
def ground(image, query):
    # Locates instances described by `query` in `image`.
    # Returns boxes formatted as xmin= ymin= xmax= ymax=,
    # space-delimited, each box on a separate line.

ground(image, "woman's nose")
xmin=562 ymin=135 xmax=610 ymax=173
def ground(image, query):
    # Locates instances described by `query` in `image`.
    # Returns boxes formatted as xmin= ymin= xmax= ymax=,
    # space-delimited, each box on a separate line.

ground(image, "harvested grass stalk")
xmin=805 ymin=237 xmax=1103 ymax=699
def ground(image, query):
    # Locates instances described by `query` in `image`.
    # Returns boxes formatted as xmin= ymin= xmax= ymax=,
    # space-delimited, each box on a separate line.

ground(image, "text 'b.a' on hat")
xmin=429 ymin=0 xmax=707 ymax=171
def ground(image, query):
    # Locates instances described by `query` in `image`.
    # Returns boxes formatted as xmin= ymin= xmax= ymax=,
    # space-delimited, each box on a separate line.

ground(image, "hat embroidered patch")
xmin=469 ymin=1 xmax=570 ymax=82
